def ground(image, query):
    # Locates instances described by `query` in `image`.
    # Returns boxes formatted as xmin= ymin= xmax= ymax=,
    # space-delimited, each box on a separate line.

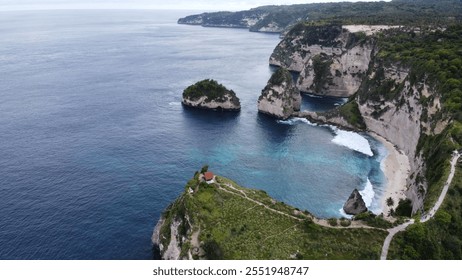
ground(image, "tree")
xmin=200 ymin=165 xmax=209 ymax=174
xmin=386 ymin=197 xmax=394 ymax=207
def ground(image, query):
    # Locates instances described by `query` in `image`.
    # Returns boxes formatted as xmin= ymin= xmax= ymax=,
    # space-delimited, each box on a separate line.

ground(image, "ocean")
xmin=0 ymin=10 xmax=385 ymax=259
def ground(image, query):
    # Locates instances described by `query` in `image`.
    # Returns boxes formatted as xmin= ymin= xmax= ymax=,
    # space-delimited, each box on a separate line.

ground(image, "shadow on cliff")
xmin=152 ymin=244 xmax=161 ymax=260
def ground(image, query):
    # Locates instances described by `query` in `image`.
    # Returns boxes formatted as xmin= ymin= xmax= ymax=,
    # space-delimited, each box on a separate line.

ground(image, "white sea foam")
xmin=279 ymin=117 xmax=374 ymax=156
xmin=359 ymin=179 xmax=375 ymax=208
xmin=339 ymin=208 xmax=353 ymax=219
xmin=305 ymin=93 xmax=323 ymax=98
xmin=331 ymin=128 xmax=374 ymax=156
xmin=277 ymin=117 xmax=315 ymax=126
xmin=169 ymin=102 xmax=181 ymax=106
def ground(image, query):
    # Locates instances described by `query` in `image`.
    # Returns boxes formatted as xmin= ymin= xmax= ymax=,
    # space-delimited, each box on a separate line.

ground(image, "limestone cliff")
xmin=152 ymin=196 xmax=193 ymax=260
xmin=182 ymin=79 xmax=241 ymax=111
xmin=269 ymin=24 xmax=398 ymax=97
xmin=356 ymin=58 xmax=447 ymax=213
xmin=258 ymin=68 xmax=301 ymax=119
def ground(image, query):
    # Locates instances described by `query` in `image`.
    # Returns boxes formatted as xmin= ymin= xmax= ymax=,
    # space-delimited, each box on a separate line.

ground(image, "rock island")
xmin=182 ymin=79 xmax=241 ymax=111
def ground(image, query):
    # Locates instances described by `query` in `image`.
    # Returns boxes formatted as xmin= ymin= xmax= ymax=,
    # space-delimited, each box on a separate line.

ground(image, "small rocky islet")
xmin=181 ymin=79 xmax=241 ymax=111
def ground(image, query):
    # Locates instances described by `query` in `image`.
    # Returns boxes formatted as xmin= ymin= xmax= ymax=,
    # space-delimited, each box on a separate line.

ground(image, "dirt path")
xmin=219 ymin=183 xmax=304 ymax=222
xmin=380 ymin=151 xmax=460 ymax=260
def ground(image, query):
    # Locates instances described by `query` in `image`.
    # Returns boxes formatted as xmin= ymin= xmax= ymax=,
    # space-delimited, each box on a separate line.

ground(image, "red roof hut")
xmin=204 ymin=171 xmax=214 ymax=182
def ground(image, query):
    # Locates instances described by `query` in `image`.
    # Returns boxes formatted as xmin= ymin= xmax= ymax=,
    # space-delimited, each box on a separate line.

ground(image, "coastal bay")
xmin=1 ymin=9 xmax=388 ymax=259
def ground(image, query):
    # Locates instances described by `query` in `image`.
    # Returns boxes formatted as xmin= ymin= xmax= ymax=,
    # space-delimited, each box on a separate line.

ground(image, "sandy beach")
xmin=371 ymin=133 xmax=410 ymax=219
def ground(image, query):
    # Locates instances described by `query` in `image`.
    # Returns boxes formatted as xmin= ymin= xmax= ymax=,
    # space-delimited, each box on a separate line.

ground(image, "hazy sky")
xmin=0 ymin=0 xmax=391 ymax=11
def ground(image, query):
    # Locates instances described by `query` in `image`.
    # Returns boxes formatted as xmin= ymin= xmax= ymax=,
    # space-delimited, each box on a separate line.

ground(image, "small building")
xmin=204 ymin=171 xmax=214 ymax=183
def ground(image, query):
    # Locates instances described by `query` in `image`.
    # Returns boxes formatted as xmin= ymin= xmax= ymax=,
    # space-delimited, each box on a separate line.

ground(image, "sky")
xmin=0 ymin=0 xmax=390 ymax=12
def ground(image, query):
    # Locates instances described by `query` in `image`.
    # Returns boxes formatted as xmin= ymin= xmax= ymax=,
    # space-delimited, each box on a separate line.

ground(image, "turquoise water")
xmin=0 ymin=10 xmax=385 ymax=259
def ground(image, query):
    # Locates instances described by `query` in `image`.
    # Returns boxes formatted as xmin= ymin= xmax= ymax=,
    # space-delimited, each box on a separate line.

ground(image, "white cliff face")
xmin=152 ymin=217 xmax=183 ymax=260
xmin=256 ymin=22 xmax=283 ymax=33
xmin=258 ymin=84 xmax=300 ymax=119
xmin=343 ymin=25 xmax=400 ymax=36
xmin=162 ymin=219 xmax=182 ymax=260
xmin=296 ymin=43 xmax=372 ymax=97
xmin=270 ymin=25 xmax=399 ymax=97
xmin=152 ymin=213 xmax=195 ymax=260
xmin=258 ymin=69 xmax=301 ymax=119
xmin=358 ymin=63 xmax=446 ymax=213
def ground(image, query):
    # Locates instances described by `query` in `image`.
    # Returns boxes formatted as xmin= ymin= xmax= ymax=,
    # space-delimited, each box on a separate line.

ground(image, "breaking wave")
xmin=331 ymin=128 xmax=374 ymax=156
xmin=277 ymin=117 xmax=315 ymax=126
xmin=359 ymin=178 xmax=375 ymax=208
xmin=278 ymin=117 xmax=374 ymax=156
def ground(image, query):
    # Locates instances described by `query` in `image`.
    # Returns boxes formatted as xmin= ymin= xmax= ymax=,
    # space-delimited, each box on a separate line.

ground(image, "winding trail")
xmin=380 ymin=150 xmax=460 ymax=260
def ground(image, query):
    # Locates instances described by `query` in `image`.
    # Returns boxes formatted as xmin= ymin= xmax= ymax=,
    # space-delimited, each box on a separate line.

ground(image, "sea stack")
xmin=343 ymin=189 xmax=368 ymax=215
xmin=257 ymin=68 xmax=301 ymax=120
xmin=182 ymin=79 xmax=241 ymax=111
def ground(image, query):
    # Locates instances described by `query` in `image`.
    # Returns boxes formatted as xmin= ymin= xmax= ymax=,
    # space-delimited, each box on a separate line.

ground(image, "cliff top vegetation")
xmin=268 ymin=67 xmax=293 ymax=86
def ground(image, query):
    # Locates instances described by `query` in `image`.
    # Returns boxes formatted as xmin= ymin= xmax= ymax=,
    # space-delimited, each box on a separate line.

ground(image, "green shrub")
xmin=340 ymin=219 xmax=351 ymax=227
xmin=312 ymin=54 xmax=333 ymax=93
xmin=338 ymin=101 xmax=366 ymax=129
xmin=328 ymin=218 xmax=338 ymax=226
xmin=200 ymin=165 xmax=209 ymax=174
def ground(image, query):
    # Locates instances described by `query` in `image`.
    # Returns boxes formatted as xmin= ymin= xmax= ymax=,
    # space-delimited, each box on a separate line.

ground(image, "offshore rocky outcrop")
xmin=258 ymin=68 xmax=301 ymax=119
xmin=343 ymin=189 xmax=367 ymax=215
xmin=269 ymin=24 xmax=383 ymax=97
xmin=182 ymin=79 xmax=241 ymax=111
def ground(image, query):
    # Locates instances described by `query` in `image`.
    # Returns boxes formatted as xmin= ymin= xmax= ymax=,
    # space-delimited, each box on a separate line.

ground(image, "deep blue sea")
xmin=0 ymin=10 xmax=386 ymax=260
